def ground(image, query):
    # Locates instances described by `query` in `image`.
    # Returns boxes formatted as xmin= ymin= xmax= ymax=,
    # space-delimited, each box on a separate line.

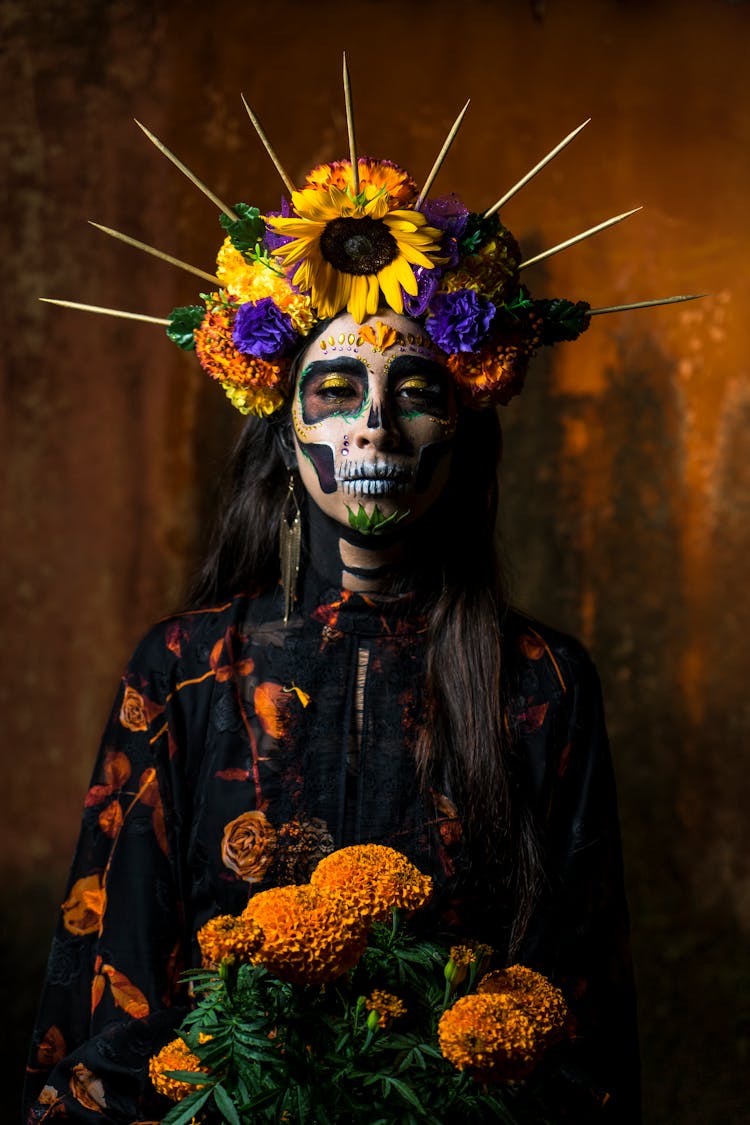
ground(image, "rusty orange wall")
xmin=3 ymin=1 xmax=749 ymax=1119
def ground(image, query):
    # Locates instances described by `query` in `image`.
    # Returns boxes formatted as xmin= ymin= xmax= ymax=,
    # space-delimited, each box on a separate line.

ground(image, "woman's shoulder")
xmin=126 ymin=589 xmax=268 ymax=677
xmin=502 ymin=606 xmax=600 ymax=698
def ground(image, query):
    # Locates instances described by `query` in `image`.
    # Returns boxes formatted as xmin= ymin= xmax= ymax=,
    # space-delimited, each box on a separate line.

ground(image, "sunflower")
xmin=266 ymin=160 xmax=445 ymax=323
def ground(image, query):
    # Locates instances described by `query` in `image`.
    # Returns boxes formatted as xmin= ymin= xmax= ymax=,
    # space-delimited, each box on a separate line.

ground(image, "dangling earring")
xmin=279 ymin=473 xmax=301 ymax=625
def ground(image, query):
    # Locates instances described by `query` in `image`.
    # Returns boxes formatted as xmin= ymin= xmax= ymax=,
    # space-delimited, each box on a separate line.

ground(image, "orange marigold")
xmin=310 ymin=844 xmax=432 ymax=923
xmin=149 ymin=1036 xmax=209 ymax=1102
xmin=447 ymin=307 xmax=543 ymax=409
xmin=438 ymin=993 xmax=541 ymax=1083
xmin=365 ymin=989 xmax=407 ymax=1029
xmin=304 ymin=158 xmax=417 ymax=207
xmin=477 ymin=964 xmax=568 ymax=1043
xmin=193 ymin=304 xmax=287 ymax=417
xmin=197 ymin=913 xmax=265 ymax=966
xmin=242 ymin=883 xmax=367 ymax=985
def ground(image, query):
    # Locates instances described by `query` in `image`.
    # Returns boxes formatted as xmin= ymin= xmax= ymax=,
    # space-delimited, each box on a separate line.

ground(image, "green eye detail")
xmin=346 ymin=504 xmax=410 ymax=535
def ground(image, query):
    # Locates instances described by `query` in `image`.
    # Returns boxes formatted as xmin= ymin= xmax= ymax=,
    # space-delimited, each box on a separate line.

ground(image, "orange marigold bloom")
xmin=438 ymin=993 xmax=541 ymax=1083
xmin=242 ymin=883 xmax=367 ymax=985
xmin=310 ymin=844 xmax=432 ymax=923
xmin=194 ymin=304 xmax=287 ymax=417
xmin=197 ymin=913 xmax=265 ymax=967
xmin=304 ymin=158 xmax=417 ymax=207
xmin=446 ymin=307 xmax=543 ymax=408
xmin=149 ymin=1036 xmax=209 ymax=1102
xmin=364 ymin=989 xmax=407 ymax=1029
xmin=477 ymin=964 xmax=568 ymax=1042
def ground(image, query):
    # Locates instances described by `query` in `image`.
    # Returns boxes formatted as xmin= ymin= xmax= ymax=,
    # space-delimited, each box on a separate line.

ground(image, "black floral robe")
xmin=24 ymin=574 xmax=640 ymax=1123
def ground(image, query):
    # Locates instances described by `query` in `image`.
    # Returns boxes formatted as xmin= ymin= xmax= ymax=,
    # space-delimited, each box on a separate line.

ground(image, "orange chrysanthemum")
xmin=438 ymin=993 xmax=541 ymax=1083
xmin=310 ymin=844 xmax=432 ymax=923
xmin=242 ymin=883 xmax=367 ymax=985
xmin=477 ymin=964 xmax=568 ymax=1041
xmin=304 ymin=158 xmax=418 ymax=207
xmin=149 ymin=1036 xmax=209 ymax=1102
xmin=197 ymin=913 xmax=265 ymax=967
xmin=193 ymin=304 xmax=287 ymax=417
xmin=364 ymin=989 xmax=407 ymax=1029
xmin=446 ymin=308 xmax=543 ymax=408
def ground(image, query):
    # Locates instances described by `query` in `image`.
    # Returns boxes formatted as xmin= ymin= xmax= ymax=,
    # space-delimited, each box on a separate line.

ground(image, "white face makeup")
xmin=292 ymin=310 xmax=458 ymax=534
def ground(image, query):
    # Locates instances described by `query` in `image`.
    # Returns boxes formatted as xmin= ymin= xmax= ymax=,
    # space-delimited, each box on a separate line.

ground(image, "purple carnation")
xmin=403 ymin=266 xmax=441 ymax=318
xmin=232 ymin=297 xmax=297 ymax=359
xmin=422 ymin=195 xmax=470 ymax=268
xmin=263 ymin=196 xmax=294 ymax=253
xmin=424 ymin=289 xmax=496 ymax=353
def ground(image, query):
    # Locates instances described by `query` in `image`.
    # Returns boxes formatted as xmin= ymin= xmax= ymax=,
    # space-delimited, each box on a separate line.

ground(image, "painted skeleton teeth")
xmin=340 ymin=479 xmax=407 ymax=496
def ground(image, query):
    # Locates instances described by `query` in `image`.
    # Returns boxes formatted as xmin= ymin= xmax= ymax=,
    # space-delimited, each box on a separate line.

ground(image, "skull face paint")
xmin=292 ymin=310 xmax=458 ymax=532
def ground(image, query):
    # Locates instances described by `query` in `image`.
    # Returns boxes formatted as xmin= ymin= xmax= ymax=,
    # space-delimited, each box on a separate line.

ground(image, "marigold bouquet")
xmin=149 ymin=845 xmax=570 ymax=1124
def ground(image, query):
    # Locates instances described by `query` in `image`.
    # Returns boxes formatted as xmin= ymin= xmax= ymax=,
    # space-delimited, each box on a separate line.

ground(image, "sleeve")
xmin=519 ymin=646 xmax=642 ymax=1124
xmin=23 ymin=627 xmax=193 ymax=1124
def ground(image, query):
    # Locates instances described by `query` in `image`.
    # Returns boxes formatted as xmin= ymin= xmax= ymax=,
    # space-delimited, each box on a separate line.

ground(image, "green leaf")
xmin=213 ymin=1083 xmax=242 ymax=1125
xmin=166 ymin=305 xmax=205 ymax=351
xmin=162 ymin=1068 xmax=211 ymax=1085
xmin=534 ymin=298 xmax=592 ymax=345
xmin=458 ymin=212 xmax=500 ymax=256
xmin=346 ymin=504 xmax=410 ymax=536
xmin=160 ymin=1086 xmax=212 ymax=1125
xmin=219 ymin=203 xmax=265 ymax=255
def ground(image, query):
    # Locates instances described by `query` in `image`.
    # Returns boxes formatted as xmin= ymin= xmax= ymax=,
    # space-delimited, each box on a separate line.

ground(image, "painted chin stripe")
xmin=342 ymin=561 xmax=395 ymax=579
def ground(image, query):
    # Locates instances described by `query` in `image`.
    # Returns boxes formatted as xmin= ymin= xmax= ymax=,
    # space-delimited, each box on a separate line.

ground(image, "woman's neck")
xmin=304 ymin=500 xmax=415 ymax=594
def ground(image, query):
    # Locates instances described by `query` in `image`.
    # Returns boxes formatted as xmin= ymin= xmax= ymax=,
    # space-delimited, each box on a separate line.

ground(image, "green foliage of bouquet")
xmin=149 ymin=845 xmax=570 ymax=1124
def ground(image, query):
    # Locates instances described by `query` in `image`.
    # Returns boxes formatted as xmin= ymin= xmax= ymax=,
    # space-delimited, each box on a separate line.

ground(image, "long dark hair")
xmin=187 ymin=401 xmax=542 ymax=955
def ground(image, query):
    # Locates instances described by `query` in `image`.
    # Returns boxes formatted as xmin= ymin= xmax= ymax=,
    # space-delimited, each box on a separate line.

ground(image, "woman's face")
xmin=291 ymin=309 xmax=458 ymax=533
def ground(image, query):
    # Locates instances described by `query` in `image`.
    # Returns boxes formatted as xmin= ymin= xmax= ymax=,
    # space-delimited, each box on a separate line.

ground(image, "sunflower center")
xmin=319 ymin=216 xmax=398 ymax=275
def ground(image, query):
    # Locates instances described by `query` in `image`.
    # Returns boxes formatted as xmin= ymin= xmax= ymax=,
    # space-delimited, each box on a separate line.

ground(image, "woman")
xmin=26 ymin=139 xmax=643 ymax=1122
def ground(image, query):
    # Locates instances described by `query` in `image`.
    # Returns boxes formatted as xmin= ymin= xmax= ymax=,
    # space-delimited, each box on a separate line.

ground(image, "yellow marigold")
xmin=242 ymin=883 xmax=367 ymax=985
xmin=439 ymin=227 xmax=520 ymax=304
xmin=310 ymin=844 xmax=433 ymax=923
xmin=216 ymin=240 xmax=315 ymax=336
xmin=365 ymin=989 xmax=407 ymax=1029
xmin=193 ymin=304 xmax=288 ymax=417
xmin=197 ymin=913 xmax=264 ymax=967
xmin=149 ymin=1036 xmax=209 ymax=1102
xmin=477 ymin=965 xmax=568 ymax=1042
xmin=438 ymin=993 xmax=541 ymax=1083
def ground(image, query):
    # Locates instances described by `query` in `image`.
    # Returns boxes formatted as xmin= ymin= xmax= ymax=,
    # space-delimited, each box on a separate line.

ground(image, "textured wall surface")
xmin=3 ymin=1 xmax=749 ymax=1120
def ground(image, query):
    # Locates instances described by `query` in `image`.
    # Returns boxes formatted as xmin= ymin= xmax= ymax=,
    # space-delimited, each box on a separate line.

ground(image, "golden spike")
xmin=40 ymin=298 xmax=169 ymax=326
xmin=240 ymin=95 xmax=296 ymax=197
xmin=519 ymin=207 xmax=642 ymax=271
xmin=415 ymin=99 xmax=471 ymax=211
xmin=484 ymin=119 xmax=590 ymax=218
xmin=89 ymin=222 xmax=220 ymax=286
xmin=588 ymin=293 xmax=707 ymax=316
xmin=133 ymin=119 xmax=239 ymax=221
xmin=342 ymin=52 xmax=359 ymax=195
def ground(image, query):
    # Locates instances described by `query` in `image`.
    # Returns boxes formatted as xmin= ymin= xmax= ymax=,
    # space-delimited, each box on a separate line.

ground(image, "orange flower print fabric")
xmin=119 ymin=686 xmax=148 ymax=731
xmin=61 ymin=875 xmax=106 ymax=936
xmin=221 ymin=810 xmax=278 ymax=881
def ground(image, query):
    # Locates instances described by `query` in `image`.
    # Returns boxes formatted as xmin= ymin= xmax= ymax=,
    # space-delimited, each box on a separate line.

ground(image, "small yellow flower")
xmin=149 ymin=1036 xmax=210 ymax=1101
xmin=216 ymin=240 xmax=316 ymax=336
xmin=197 ymin=913 xmax=264 ymax=966
xmin=364 ymin=989 xmax=407 ymax=1029
xmin=310 ymin=844 xmax=432 ymax=923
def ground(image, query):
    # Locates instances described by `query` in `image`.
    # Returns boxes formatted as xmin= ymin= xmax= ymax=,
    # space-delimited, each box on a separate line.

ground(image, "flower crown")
xmin=43 ymin=59 xmax=700 ymax=418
